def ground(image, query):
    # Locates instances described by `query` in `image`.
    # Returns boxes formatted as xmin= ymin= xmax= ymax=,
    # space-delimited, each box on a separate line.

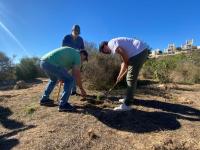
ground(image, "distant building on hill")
xmin=164 ymin=43 xmax=176 ymax=54
xmin=181 ymin=39 xmax=194 ymax=50
xmin=151 ymin=39 xmax=199 ymax=58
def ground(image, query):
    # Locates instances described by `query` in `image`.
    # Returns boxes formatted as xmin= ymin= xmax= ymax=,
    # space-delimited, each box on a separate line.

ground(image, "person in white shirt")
xmin=99 ymin=37 xmax=148 ymax=111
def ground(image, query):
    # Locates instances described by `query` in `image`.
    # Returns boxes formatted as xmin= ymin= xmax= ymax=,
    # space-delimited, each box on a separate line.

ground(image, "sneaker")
xmin=71 ymin=91 xmax=77 ymax=96
xmin=119 ymin=98 xmax=125 ymax=103
xmin=58 ymin=103 xmax=76 ymax=112
xmin=113 ymin=103 xmax=131 ymax=111
xmin=40 ymin=98 xmax=54 ymax=106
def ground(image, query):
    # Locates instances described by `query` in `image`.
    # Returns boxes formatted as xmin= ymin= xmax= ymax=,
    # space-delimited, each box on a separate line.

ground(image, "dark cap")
xmin=80 ymin=50 xmax=88 ymax=61
xmin=99 ymin=41 xmax=108 ymax=52
xmin=72 ymin=24 xmax=80 ymax=34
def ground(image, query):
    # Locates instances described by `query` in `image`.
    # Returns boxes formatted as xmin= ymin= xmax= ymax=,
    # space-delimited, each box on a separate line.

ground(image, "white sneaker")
xmin=119 ymin=98 xmax=125 ymax=103
xmin=113 ymin=103 xmax=131 ymax=111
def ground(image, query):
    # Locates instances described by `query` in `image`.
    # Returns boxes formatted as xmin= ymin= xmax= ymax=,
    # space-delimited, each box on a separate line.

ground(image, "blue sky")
xmin=0 ymin=0 xmax=200 ymax=61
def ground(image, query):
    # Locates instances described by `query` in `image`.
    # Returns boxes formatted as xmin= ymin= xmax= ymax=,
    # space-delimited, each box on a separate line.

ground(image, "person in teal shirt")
xmin=40 ymin=46 xmax=88 ymax=112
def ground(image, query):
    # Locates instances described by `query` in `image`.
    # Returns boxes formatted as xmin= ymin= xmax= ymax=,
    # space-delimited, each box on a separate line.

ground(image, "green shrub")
xmin=141 ymin=58 xmax=156 ymax=79
xmin=0 ymin=52 xmax=16 ymax=82
xmin=141 ymin=51 xmax=200 ymax=84
xmin=15 ymin=57 xmax=46 ymax=81
xmin=171 ymin=62 xmax=200 ymax=84
xmin=83 ymin=53 xmax=121 ymax=90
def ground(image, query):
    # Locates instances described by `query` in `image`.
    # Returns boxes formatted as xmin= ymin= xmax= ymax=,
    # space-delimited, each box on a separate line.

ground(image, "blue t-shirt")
xmin=62 ymin=34 xmax=84 ymax=50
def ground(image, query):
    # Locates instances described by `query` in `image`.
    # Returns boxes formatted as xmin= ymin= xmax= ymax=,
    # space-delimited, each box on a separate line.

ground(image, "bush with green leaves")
xmin=141 ymin=51 xmax=200 ymax=84
xmin=15 ymin=57 xmax=46 ymax=81
xmin=82 ymin=53 xmax=121 ymax=90
xmin=0 ymin=52 xmax=16 ymax=82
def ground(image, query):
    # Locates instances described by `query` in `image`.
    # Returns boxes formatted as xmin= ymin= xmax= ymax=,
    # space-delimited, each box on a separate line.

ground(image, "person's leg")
xmin=124 ymin=65 xmax=140 ymax=106
xmin=114 ymin=61 xmax=141 ymax=111
xmin=124 ymin=49 xmax=148 ymax=106
xmin=41 ymin=75 xmax=57 ymax=101
xmin=40 ymin=61 xmax=75 ymax=110
xmin=114 ymin=49 xmax=148 ymax=111
xmin=71 ymin=76 xmax=77 ymax=95
xmin=40 ymin=61 xmax=58 ymax=103
xmin=59 ymin=73 xmax=74 ymax=106
xmin=57 ymin=69 xmax=75 ymax=111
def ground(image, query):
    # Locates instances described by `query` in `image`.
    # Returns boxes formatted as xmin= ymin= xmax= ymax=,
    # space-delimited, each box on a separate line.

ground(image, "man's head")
xmin=99 ymin=41 xmax=112 ymax=54
xmin=80 ymin=50 xmax=88 ymax=62
xmin=72 ymin=24 xmax=80 ymax=38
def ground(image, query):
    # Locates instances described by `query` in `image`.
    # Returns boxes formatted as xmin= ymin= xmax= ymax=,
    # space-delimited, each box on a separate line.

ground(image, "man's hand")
xmin=72 ymin=65 xmax=86 ymax=97
xmin=58 ymin=80 xmax=64 ymax=83
xmin=116 ymin=67 xmax=128 ymax=84
xmin=116 ymin=76 xmax=122 ymax=84
xmin=80 ymin=88 xmax=87 ymax=98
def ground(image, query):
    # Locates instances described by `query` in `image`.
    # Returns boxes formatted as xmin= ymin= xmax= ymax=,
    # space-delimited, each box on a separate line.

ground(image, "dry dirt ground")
xmin=0 ymin=78 xmax=200 ymax=150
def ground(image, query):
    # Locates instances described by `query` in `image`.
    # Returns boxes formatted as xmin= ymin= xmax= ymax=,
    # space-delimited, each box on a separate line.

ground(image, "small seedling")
xmin=96 ymin=94 xmax=103 ymax=101
xmin=96 ymin=94 xmax=100 ymax=101
xmin=27 ymin=107 xmax=36 ymax=115
xmin=25 ymin=104 xmax=37 ymax=115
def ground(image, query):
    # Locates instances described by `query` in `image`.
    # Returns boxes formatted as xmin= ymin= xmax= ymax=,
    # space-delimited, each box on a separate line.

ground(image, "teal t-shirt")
xmin=41 ymin=46 xmax=81 ymax=70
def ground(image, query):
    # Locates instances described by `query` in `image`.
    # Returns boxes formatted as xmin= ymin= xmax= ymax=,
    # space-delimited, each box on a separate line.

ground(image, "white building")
xmin=181 ymin=39 xmax=194 ymax=50
xmin=164 ymin=43 xmax=176 ymax=54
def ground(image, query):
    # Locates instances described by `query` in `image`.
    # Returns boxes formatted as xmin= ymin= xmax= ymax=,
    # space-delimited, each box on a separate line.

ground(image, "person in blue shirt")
xmin=62 ymin=24 xmax=84 ymax=50
xmin=62 ymin=25 xmax=85 ymax=95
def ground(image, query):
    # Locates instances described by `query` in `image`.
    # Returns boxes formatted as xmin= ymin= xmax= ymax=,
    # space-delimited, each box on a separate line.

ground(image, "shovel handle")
xmin=106 ymin=82 xmax=118 ymax=95
xmin=56 ymin=81 xmax=62 ymax=101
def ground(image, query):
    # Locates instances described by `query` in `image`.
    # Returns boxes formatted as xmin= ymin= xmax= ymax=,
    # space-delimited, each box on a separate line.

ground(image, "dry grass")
xmin=1 ymin=78 xmax=200 ymax=150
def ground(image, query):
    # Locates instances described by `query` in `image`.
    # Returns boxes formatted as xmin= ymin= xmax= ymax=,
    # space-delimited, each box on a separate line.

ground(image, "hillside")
xmin=1 ymin=79 xmax=200 ymax=150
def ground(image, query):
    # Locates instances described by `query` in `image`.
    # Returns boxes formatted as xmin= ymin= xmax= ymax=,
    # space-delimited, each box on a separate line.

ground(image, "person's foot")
xmin=113 ymin=103 xmax=131 ymax=111
xmin=40 ymin=98 xmax=54 ymax=106
xmin=71 ymin=91 xmax=77 ymax=96
xmin=119 ymin=98 xmax=125 ymax=103
xmin=58 ymin=103 xmax=76 ymax=112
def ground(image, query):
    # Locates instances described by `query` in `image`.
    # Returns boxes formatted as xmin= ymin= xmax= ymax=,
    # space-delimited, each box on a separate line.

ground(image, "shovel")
xmin=104 ymin=81 xmax=118 ymax=98
xmin=56 ymin=81 xmax=63 ymax=101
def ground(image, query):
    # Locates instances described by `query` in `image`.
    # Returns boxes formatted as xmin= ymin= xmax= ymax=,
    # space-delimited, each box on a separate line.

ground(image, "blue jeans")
xmin=72 ymin=77 xmax=76 ymax=93
xmin=40 ymin=61 xmax=74 ymax=106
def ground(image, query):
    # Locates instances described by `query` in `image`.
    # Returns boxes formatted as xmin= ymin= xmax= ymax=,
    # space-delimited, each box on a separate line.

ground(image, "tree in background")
xmin=15 ymin=57 xmax=46 ymax=81
xmin=0 ymin=51 xmax=15 ymax=82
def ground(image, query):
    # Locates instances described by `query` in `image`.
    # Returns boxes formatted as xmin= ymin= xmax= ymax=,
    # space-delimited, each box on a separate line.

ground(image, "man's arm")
xmin=116 ymin=47 xmax=129 ymax=65
xmin=115 ymin=47 xmax=129 ymax=82
xmin=80 ymin=37 xmax=85 ymax=49
xmin=72 ymin=66 xmax=86 ymax=97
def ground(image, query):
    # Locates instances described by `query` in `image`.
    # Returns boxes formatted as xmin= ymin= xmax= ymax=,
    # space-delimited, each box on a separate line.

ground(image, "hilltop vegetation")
xmin=0 ymin=45 xmax=200 ymax=89
xmin=141 ymin=50 xmax=200 ymax=84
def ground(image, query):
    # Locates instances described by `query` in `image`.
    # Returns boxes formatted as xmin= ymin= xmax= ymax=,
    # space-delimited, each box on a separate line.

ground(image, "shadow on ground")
xmin=74 ymin=97 xmax=200 ymax=133
xmin=0 ymin=106 xmax=24 ymax=129
xmin=131 ymin=99 xmax=200 ymax=121
xmin=80 ymin=94 xmax=122 ymax=104
xmin=0 ymin=106 xmax=36 ymax=150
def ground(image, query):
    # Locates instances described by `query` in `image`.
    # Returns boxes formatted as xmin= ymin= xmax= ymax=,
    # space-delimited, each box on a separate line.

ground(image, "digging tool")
xmin=56 ymin=81 xmax=63 ymax=101
xmin=104 ymin=82 xmax=118 ymax=98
